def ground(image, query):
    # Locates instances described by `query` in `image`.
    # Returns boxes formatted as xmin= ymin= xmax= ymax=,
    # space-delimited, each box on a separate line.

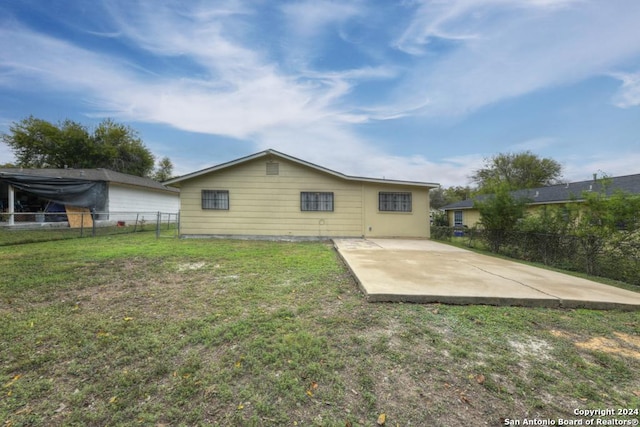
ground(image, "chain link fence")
xmin=431 ymin=226 xmax=640 ymax=286
xmin=0 ymin=211 xmax=179 ymax=246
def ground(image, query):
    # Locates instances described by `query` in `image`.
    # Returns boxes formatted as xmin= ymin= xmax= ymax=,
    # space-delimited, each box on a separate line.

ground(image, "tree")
xmin=2 ymin=116 xmax=66 ymax=168
xmin=474 ymin=184 xmax=528 ymax=252
xmin=573 ymin=183 xmax=640 ymax=275
xmin=429 ymin=187 xmax=446 ymax=209
xmin=2 ymin=116 xmax=157 ymax=177
xmin=445 ymin=186 xmax=473 ymax=203
xmin=90 ymin=119 xmax=155 ymax=176
xmin=152 ymin=156 xmax=174 ymax=182
xmin=471 ymin=151 xmax=562 ymax=193
xmin=429 ymin=185 xmax=473 ymax=209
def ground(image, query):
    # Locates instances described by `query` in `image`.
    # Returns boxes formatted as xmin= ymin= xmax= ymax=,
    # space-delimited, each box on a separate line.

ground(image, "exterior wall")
xmin=362 ymin=183 xmax=430 ymax=238
xmin=179 ymin=157 xmax=364 ymax=237
xmin=525 ymin=205 xmax=545 ymax=218
xmin=178 ymin=157 xmax=431 ymax=238
xmin=447 ymin=203 xmax=578 ymax=228
xmin=446 ymin=209 xmax=481 ymax=228
xmin=107 ymin=184 xmax=179 ymax=222
xmin=525 ymin=203 xmax=573 ymax=217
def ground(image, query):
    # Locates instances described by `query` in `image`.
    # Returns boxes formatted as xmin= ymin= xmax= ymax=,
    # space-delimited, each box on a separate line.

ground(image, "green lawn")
xmin=1 ymin=234 xmax=639 ymax=426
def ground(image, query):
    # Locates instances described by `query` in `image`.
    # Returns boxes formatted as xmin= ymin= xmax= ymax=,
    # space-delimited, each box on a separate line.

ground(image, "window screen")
xmin=301 ymin=192 xmax=334 ymax=211
xmin=379 ymin=192 xmax=412 ymax=212
xmin=202 ymin=190 xmax=229 ymax=210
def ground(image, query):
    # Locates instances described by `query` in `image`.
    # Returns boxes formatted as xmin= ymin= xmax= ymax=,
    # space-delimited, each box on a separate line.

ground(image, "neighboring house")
xmin=441 ymin=173 xmax=640 ymax=228
xmin=0 ymin=168 xmax=179 ymax=225
xmin=164 ymin=149 xmax=439 ymax=239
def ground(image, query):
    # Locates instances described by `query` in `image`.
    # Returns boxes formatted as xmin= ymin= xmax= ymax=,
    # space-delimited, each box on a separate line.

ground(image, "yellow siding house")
xmin=164 ymin=149 xmax=439 ymax=239
xmin=441 ymin=173 xmax=640 ymax=228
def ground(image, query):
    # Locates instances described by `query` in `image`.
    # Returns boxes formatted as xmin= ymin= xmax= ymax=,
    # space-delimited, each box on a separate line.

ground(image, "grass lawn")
xmin=1 ymin=234 xmax=639 ymax=426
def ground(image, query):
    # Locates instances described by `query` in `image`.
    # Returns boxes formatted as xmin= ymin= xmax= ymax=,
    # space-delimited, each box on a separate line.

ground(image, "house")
xmin=0 ymin=168 xmax=179 ymax=226
xmin=164 ymin=149 xmax=439 ymax=239
xmin=441 ymin=173 xmax=640 ymax=228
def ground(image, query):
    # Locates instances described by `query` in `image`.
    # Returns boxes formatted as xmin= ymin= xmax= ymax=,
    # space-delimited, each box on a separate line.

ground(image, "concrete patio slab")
xmin=333 ymin=238 xmax=640 ymax=310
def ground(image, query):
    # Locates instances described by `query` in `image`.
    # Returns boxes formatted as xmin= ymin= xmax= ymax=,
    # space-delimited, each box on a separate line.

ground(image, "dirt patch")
xmin=72 ymin=258 xmax=228 ymax=320
xmin=550 ymin=329 xmax=640 ymax=359
xmin=575 ymin=333 xmax=640 ymax=359
xmin=509 ymin=338 xmax=553 ymax=360
xmin=176 ymin=261 xmax=207 ymax=272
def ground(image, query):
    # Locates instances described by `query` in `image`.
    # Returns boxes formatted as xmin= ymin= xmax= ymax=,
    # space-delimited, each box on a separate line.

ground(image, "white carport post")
xmin=7 ymin=184 xmax=15 ymax=225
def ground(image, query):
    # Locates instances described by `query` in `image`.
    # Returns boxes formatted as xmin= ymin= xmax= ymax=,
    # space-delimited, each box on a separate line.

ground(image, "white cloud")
xmin=610 ymin=72 xmax=640 ymax=108
xmin=0 ymin=24 xmax=353 ymax=139
xmin=0 ymin=143 xmax=16 ymax=165
xmin=508 ymin=137 xmax=558 ymax=152
xmin=395 ymin=0 xmax=481 ymax=55
xmin=277 ymin=0 xmax=370 ymax=77
xmin=0 ymin=2 xmax=408 ymax=144
xmin=563 ymin=151 xmax=640 ymax=182
xmin=1 ymin=0 xmax=638 ymax=188
xmin=392 ymin=0 xmax=640 ymax=117
xmin=248 ymin=120 xmax=480 ymax=187
xmin=280 ymin=0 xmax=363 ymax=39
xmin=0 ymin=116 xmax=16 ymax=165
xmin=395 ymin=0 xmax=585 ymax=55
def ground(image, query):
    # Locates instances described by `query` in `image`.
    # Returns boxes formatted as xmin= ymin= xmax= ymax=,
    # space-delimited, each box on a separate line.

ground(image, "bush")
xmin=597 ymin=230 xmax=640 ymax=286
xmin=474 ymin=185 xmax=527 ymax=253
xmin=430 ymin=226 xmax=452 ymax=241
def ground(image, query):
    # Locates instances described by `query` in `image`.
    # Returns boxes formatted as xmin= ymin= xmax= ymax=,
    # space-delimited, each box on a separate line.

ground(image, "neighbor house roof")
xmin=441 ymin=173 xmax=640 ymax=210
xmin=0 ymin=168 xmax=178 ymax=194
xmin=164 ymin=149 xmax=439 ymax=188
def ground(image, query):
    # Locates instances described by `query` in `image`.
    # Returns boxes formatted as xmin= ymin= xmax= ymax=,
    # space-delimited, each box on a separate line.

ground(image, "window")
xmin=301 ymin=192 xmax=334 ymax=211
xmin=454 ymin=210 xmax=463 ymax=227
xmin=202 ymin=190 xmax=229 ymax=210
xmin=379 ymin=192 xmax=412 ymax=212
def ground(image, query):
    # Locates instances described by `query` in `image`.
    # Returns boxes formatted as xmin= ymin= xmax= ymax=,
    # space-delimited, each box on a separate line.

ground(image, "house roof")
xmin=441 ymin=173 xmax=640 ymax=210
xmin=164 ymin=149 xmax=439 ymax=188
xmin=0 ymin=168 xmax=179 ymax=194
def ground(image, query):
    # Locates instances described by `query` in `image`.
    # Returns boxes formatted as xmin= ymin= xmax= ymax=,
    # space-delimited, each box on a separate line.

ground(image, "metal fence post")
xmin=156 ymin=211 xmax=161 ymax=239
xmin=7 ymin=184 xmax=15 ymax=226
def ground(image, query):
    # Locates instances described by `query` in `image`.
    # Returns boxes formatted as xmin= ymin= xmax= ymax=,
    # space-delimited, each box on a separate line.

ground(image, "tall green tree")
xmin=2 ymin=116 xmax=157 ymax=177
xmin=91 ymin=119 xmax=155 ymax=177
xmin=471 ymin=151 xmax=562 ymax=193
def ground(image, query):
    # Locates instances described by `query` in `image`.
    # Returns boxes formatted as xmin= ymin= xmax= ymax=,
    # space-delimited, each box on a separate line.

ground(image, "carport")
xmin=333 ymin=239 xmax=640 ymax=310
xmin=0 ymin=170 xmax=106 ymax=226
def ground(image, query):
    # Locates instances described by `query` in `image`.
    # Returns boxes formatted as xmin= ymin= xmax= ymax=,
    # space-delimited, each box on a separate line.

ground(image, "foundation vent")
xmin=266 ymin=162 xmax=280 ymax=176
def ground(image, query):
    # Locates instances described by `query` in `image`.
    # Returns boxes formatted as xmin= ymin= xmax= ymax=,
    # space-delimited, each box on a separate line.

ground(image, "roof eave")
xmin=164 ymin=150 xmax=271 ymax=185
xmin=164 ymin=149 xmax=439 ymax=188
xmin=441 ymin=205 xmax=474 ymax=211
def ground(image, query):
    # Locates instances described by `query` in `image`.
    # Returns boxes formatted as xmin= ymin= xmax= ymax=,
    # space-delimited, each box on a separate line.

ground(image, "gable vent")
xmin=266 ymin=162 xmax=279 ymax=175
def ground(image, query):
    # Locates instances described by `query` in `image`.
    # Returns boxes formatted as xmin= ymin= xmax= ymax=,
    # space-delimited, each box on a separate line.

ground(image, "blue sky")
xmin=1 ymin=0 xmax=639 ymax=187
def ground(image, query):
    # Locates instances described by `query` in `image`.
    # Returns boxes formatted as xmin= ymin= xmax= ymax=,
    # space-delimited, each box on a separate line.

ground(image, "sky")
xmin=1 ymin=0 xmax=639 ymax=187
